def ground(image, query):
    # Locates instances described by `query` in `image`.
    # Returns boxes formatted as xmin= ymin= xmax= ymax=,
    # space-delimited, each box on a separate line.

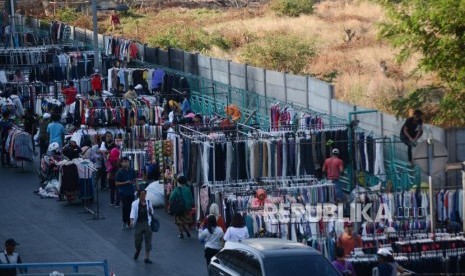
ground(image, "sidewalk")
xmin=0 ymin=162 xmax=206 ymax=276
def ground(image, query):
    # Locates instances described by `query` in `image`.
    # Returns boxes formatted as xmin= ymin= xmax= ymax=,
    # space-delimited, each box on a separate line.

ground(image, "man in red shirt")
xmin=337 ymin=222 xmax=362 ymax=256
xmin=62 ymin=81 xmax=77 ymax=115
xmin=110 ymin=10 xmax=120 ymax=32
xmin=323 ymin=148 xmax=344 ymax=202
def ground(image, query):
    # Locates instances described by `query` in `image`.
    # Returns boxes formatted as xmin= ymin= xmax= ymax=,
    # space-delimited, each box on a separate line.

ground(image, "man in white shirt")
xmin=0 ymin=239 xmax=23 ymax=275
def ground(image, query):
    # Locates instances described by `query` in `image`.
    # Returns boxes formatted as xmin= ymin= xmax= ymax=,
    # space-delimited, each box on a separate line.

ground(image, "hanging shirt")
xmin=62 ymin=86 xmax=77 ymax=105
xmin=91 ymin=74 xmax=103 ymax=92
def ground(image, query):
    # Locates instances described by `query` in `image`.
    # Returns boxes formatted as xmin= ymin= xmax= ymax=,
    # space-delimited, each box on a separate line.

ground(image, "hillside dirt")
xmin=18 ymin=0 xmax=439 ymax=115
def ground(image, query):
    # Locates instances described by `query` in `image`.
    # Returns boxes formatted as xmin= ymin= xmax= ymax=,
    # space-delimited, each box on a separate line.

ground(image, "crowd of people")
xmin=0 ymin=68 xmax=439 ymax=276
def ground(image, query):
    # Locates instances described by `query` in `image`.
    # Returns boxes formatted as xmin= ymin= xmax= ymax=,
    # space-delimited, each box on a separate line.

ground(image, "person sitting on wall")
xmin=400 ymin=109 xmax=423 ymax=167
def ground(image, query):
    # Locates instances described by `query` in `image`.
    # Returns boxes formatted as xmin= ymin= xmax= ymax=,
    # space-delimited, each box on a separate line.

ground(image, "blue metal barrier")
xmin=0 ymin=260 xmax=109 ymax=276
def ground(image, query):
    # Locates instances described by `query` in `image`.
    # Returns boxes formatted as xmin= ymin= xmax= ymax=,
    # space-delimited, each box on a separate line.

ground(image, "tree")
xmin=377 ymin=0 xmax=465 ymax=126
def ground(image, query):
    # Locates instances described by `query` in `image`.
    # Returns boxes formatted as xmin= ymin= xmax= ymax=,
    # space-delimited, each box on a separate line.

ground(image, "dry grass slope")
xmin=35 ymin=0 xmax=439 ymax=114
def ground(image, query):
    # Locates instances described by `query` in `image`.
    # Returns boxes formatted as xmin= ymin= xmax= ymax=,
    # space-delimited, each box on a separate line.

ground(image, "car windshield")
xmin=264 ymin=255 xmax=340 ymax=276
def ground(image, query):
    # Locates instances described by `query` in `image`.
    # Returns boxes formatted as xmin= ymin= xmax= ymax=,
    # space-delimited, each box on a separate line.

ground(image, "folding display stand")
xmin=83 ymin=164 xmax=105 ymax=220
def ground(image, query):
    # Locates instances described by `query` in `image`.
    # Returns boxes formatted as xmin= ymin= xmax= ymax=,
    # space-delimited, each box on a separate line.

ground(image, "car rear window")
xmin=265 ymin=255 xmax=340 ymax=276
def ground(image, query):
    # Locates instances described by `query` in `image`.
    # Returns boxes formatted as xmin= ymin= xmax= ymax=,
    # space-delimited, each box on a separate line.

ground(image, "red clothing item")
xmin=129 ymin=43 xmax=139 ymax=59
xmin=202 ymin=216 xmax=227 ymax=233
xmin=323 ymin=157 xmax=344 ymax=180
xmin=91 ymin=75 xmax=102 ymax=92
xmin=62 ymin=87 xmax=77 ymax=105
xmin=110 ymin=14 xmax=120 ymax=25
xmin=337 ymin=233 xmax=362 ymax=256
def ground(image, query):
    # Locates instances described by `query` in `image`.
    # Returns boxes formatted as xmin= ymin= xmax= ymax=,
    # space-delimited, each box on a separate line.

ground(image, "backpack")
xmin=170 ymin=187 xmax=185 ymax=216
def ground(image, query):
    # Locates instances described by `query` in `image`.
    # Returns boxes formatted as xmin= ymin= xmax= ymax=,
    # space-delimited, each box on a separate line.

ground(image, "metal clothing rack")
xmin=82 ymin=164 xmax=104 ymax=220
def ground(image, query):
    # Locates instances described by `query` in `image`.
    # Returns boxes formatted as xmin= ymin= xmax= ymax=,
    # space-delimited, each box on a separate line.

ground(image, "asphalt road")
xmin=0 ymin=161 xmax=207 ymax=276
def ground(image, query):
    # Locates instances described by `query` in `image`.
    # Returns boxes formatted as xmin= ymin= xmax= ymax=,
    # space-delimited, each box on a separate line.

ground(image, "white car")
xmin=208 ymin=238 xmax=341 ymax=276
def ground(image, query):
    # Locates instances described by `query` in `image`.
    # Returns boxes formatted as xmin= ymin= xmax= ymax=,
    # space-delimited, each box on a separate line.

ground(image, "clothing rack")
xmin=81 ymin=164 xmax=104 ymax=220
xmin=0 ymin=46 xmax=62 ymax=53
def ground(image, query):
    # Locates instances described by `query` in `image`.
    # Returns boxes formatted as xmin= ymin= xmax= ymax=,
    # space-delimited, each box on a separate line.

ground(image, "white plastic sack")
xmin=145 ymin=181 xmax=165 ymax=207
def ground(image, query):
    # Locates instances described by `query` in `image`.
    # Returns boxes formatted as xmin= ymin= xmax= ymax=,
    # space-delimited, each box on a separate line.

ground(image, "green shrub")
xmin=194 ymin=8 xmax=220 ymax=16
xmin=56 ymin=7 xmax=80 ymax=22
xmin=239 ymin=33 xmax=315 ymax=74
xmin=270 ymin=0 xmax=315 ymax=17
xmin=148 ymin=25 xmax=211 ymax=52
xmin=209 ymin=31 xmax=232 ymax=50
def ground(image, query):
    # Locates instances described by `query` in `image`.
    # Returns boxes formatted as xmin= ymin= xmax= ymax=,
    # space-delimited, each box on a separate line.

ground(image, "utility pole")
xmin=9 ymin=0 xmax=16 ymax=48
xmin=91 ymin=0 xmax=100 ymax=71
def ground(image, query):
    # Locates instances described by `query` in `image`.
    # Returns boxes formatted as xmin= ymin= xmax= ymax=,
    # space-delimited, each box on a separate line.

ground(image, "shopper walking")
xmin=199 ymin=215 xmax=224 ymax=266
xmin=98 ymin=131 xmax=116 ymax=190
xmin=375 ymin=248 xmax=394 ymax=276
xmin=337 ymin=222 xmax=362 ymax=257
xmin=46 ymin=113 xmax=64 ymax=149
xmin=116 ymin=156 xmax=137 ymax=229
xmin=38 ymin=113 xmax=50 ymax=157
xmin=0 ymin=239 xmax=23 ymax=276
xmin=332 ymin=247 xmax=356 ymax=276
xmin=130 ymin=190 xmax=154 ymax=264
xmin=323 ymin=148 xmax=344 ymax=202
xmin=0 ymin=111 xmax=13 ymax=167
xmin=201 ymin=203 xmax=226 ymax=232
xmin=61 ymin=81 xmax=77 ymax=115
xmin=224 ymin=213 xmax=249 ymax=242
xmin=108 ymin=147 xmax=121 ymax=207
xmin=169 ymin=176 xmax=194 ymax=239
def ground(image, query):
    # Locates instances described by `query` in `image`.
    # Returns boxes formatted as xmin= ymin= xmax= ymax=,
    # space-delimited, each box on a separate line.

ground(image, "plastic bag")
xmin=145 ymin=181 xmax=165 ymax=207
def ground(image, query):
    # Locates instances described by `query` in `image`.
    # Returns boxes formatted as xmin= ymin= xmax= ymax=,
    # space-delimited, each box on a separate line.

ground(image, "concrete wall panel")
xmin=183 ymin=52 xmax=197 ymax=74
xmin=265 ymin=70 xmax=284 ymax=86
xmin=198 ymin=55 xmax=211 ymax=69
xmin=287 ymin=88 xmax=306 ymax=105
xmin=266 ymin=83 xmax=285 ymax=101
xmin=230 ymin=75 xmax=247 ymax=90
xmin=247 ymin=66 xmax=265 ymax=82
xmin=158 ymin=49 xmax=169 ymax=67
xmin=211 ymin=58 xmax=229 ymax=73
xmin=170 ymin=48 xmax=184 ymax=71
xmin=286 ymin=74 xmax=306 ymax=90
xmin=230 ymin=62 xmax=246 ymax=77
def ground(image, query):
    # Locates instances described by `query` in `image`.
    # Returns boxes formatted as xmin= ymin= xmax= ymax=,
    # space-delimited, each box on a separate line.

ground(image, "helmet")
xmin=332 ymin=148 xmax=339 ymax=155
xmin=48 ymin=142 xmax=60 ymax=152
